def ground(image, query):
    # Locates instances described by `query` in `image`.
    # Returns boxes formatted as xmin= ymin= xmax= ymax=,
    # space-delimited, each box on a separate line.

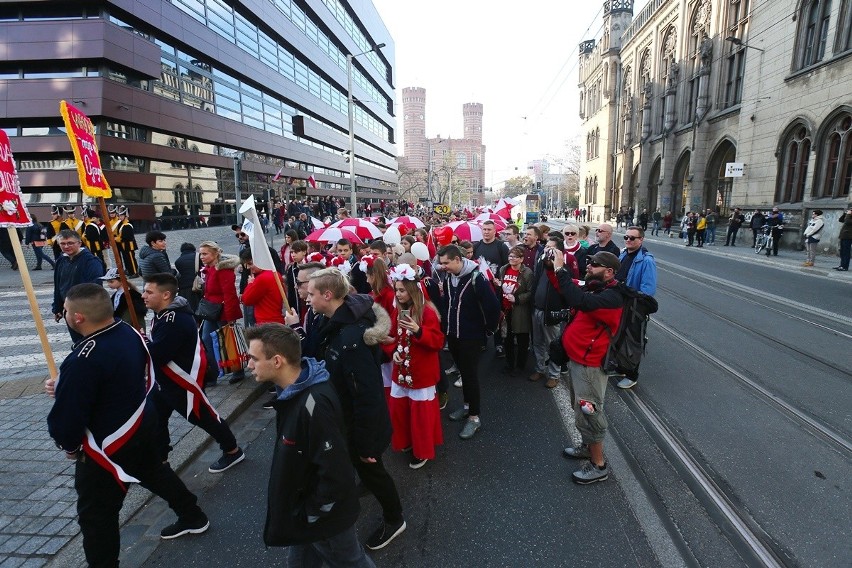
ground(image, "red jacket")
xmin=382 ymin=305 xmax=444 ymax=389
xmin=242 ymin=270 xmax=285 ymax=324
xmin=202 ymin=255 xmax=242 ymax=322
xmin=558 ymin=275 xmax=624 ymax=367
xmin=371 ymin=284 xmax=395 ymax=317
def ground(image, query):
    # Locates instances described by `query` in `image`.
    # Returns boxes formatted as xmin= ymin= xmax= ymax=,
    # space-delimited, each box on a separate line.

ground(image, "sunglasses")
xmin=564 ymin=232 xmax=577 ymax=236
xmin=623 ymin=235 xmax=641 ymax=241
xmin=587 ymin=261 xmax=607 ymax=268
xmin=595 ymin=229 xmax=609 ymax=233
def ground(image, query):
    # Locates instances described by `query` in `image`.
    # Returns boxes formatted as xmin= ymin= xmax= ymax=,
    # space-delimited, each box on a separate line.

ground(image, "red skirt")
xmin=388 ymin=384 xmax=443 ymax=460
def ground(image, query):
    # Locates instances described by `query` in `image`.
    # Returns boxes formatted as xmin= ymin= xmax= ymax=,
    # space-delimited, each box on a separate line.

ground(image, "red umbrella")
xmin=305 ymin=227 xmax=363 ymax=244
xmin=329 ymin=218 xmax=382 ymax=241
xmin=474 ymin=213 xmax=508 ymax=231
xmin=446 ymin=221 xmax=483 ymax=242
xmin=388 ymin=215 xmax=426 ymax=231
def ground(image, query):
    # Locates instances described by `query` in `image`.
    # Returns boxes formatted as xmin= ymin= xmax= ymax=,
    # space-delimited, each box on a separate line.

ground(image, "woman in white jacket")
xmin=802 ymin=209 xmax=824 ymax=267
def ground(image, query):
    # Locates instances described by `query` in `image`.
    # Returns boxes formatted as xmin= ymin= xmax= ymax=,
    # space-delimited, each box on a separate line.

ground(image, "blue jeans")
xmin=32 ymin=245 xmax=55 ymax=269
xmin=652 ymin=220 xmax=660 ymax=235
xmin=706 ymin=225 xmax=716 ymax=243
xmin=287 ymin=525 xmax=375 ymax=568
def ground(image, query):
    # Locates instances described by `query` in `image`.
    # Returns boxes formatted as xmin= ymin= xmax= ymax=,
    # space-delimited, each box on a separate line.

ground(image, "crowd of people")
xmin=40 ymin=195 xmax=852 ymax=566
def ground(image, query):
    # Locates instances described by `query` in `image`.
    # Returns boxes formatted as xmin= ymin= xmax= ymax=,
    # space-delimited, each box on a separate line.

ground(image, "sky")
xmin=371 ymin=0 xmax=607 ymax=187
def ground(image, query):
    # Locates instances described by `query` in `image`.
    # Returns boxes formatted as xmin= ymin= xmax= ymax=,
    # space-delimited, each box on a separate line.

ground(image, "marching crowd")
xmin=43 ymin=202 xmax=667 ymax=566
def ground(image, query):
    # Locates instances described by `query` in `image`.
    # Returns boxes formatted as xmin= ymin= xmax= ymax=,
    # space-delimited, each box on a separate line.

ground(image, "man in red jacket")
xmin=553 ymin=250 xmax=625 ymax=485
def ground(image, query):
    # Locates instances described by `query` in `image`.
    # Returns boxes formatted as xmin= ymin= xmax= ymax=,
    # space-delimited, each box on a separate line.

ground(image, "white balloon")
xmin=383 ymin=226 xmax=402 ymax=245
xmin=411 ymin=242 xmax=430 ymax=261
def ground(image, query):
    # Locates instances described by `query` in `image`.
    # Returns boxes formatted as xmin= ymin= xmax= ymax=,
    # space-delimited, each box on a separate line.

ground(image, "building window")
xmin=457 ymin=153 xmax=467 ymax=169
xmin=659 ymin=26 xmax=677 ymax=132
xmin=594 ymin=127 xmax=600 ymax=158
xmin=776 ymin=124 xmax=811 ymax=203
xmin=796 ymin=0 xmax=833 ymax=69
xmin=637 ymin=50 xmax=651 ymax=141
xmin=684 ymin=2 xmax=710 ymax=123
xmin=816 ymin=112 xmax=852 ymax=198
xmin=837 ymin=0 xmax=852 ymax=53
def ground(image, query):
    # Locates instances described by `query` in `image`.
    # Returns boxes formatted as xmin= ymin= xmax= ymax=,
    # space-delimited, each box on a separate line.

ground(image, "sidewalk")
xmin=624 ymin=223 xmax=852 ymax=281
xmin=0 ymin=224 xmax=277 ymax=567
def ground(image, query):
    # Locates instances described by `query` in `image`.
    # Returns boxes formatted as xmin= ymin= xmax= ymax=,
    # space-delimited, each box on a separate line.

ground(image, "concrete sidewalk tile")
xmin=16 ymin=536 xmax=50 ymax=555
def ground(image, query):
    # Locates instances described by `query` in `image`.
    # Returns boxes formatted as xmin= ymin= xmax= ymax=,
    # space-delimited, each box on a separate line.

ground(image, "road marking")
xmin=0 ymin=352 xmax=68 ymax=369
xmin=4 ymin=334 xmax=71 ymax=347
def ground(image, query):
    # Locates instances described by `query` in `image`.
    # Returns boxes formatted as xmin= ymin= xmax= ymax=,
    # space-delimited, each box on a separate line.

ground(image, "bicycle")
xmin=754 ymin=225 xmax=773 ymax=254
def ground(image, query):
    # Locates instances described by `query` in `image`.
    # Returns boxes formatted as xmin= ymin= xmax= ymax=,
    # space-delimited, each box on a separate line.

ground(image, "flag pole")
xmin=7 ymin=226 xmax=58 ymax=378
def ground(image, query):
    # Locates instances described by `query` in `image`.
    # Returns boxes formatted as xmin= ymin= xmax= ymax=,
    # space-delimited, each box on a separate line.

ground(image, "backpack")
xmin=602 ymin=282 xmax=658 ymax=374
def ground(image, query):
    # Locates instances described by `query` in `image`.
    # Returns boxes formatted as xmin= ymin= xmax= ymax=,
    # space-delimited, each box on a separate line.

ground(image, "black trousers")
xmin=75 ymin=421 xmax=203 ymax=567
xmin=447 ymin=337 xmax=483 ymax=416
xmin=504 ymin=318 xmax=530 ymax=370
xmin=352 ymin=454 xmax=403 ymax=524
xmin=152 ymin=384 xmax=238 ymax=462
xmin=725 ymin=227 xmax=740 ymax=245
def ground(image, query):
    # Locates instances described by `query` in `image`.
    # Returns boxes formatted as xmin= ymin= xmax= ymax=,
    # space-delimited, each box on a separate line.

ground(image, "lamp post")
xmin=347 ymin=43 xmax=385 ymax=217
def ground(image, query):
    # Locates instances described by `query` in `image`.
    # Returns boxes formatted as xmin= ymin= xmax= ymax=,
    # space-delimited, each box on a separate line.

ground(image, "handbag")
xmin=548 ymin=336 xmax=569 ymax=367
xmin=195 ymin=298 xmax=223 ymax=321
xmin=192 ymin=254 xmax=204 ymax=293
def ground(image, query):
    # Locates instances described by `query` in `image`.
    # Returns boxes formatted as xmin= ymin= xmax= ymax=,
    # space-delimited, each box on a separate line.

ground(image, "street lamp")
xmin=725 ymin=36 xmax=764 ymax=52
xmin=347 ymin=43 xmax=385 ymax=216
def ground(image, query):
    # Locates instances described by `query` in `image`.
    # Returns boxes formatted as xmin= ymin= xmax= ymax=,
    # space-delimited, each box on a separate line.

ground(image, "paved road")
xmin=1 ymin=219 xmax=850 ymax=566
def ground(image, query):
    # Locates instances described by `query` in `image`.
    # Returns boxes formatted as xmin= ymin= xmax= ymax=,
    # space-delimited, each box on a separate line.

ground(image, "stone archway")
xmin=647 ymin=157 xmax=661 ymax=211
xmin=706 ymin=139 xmax=736 ymax=215
xmin=672 ymin=150 xmax=691 ymax=215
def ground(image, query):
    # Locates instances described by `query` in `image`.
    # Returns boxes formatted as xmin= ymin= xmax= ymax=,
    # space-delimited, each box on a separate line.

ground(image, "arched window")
xmin=685 ymin=2 xmax=711 ymax=122
xmin=723 ymin=0 xmax=750 ymax=108
xmin=637 ymin=49 xmax=651 ymax=141
xmin=796 ymin=0 xmax=833 ymax=69
xmin=456 ymin=153 xmax=467 ymax=169
xmin=817 ymin=112 xmax=852 ymax=197
xmin=659 ymin=26 xmax=677 ymax=132
xmin=595 ymin=127 xmax=600 ymax=158
xmin=776 ymin=123 xmax=812 ymax=203
xmin=836 ymin=0 xmax=852 ymax=53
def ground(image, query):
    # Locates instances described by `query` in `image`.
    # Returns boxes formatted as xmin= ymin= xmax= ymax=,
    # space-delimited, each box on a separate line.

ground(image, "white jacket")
xmin=804 ymin=216 xmax=824 ymax=240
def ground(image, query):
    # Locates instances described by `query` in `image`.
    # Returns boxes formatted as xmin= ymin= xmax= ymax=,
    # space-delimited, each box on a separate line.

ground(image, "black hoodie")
xmin=315 ymin=294 xmax=392 ymax=458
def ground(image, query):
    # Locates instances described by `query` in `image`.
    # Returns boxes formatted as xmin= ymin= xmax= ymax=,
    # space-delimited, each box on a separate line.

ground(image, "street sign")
xmin=725 ymin=162 xmax=744 ymax=177
xmin=434 ymin=204 xmax=450 ymax=215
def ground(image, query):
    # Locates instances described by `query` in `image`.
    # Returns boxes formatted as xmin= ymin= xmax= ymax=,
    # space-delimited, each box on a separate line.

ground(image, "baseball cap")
xmin=587 ymin=251 xmax=621 ymax=272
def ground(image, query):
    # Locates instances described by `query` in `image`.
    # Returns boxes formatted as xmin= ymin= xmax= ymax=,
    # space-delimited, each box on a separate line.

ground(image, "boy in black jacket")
xmin=245 ymin=323 xmax=373 ymax=567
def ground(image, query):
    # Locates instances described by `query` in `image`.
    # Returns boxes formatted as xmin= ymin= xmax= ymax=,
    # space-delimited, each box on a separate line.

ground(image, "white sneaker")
xmin=454 ymin=376 xmax=463 ymax=388
xmin=616 ymin=377 xmax=637 ymax=389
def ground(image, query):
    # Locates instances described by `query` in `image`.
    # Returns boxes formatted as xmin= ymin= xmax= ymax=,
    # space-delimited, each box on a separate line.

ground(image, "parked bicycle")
xmin=754 ymin=225 xmax=773 ymax=254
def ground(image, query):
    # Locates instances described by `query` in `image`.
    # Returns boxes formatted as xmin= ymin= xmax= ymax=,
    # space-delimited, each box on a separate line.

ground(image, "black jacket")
xmin=138 ymin=245 xmax=172 ymax=278
xmin=315 ymin=294 xmax=392 ymax=458
xmin=265 ymin=369 xmax=359 ymax=546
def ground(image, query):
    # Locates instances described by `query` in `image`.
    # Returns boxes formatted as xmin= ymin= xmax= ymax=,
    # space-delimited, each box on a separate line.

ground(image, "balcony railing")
xmin=622 ymin=0 xmax=671 ymax=45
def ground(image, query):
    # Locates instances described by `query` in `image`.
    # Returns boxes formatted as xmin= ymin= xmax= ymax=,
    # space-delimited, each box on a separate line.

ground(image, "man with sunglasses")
xmin=562 ymin=224 xmax=586 ymax=274
xmin=580 ymin=223 xmax=620 ymax=273
xmin=614 ymin=226 xmax=657 ymax=389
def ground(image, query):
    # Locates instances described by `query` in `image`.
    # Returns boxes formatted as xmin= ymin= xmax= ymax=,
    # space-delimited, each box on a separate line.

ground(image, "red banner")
xmin=60 ymin=100 xmax=112 ymax=198
xmin=0 ymin=130 xmax=32 ymax=228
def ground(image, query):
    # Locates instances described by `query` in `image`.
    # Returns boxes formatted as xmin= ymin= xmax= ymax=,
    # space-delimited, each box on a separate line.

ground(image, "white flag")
xmin=238 ymin=195 xmax=276 ymax=272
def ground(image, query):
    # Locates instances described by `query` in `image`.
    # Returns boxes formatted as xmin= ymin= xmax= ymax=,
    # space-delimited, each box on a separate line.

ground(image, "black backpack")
xmin=602 ymin=282 xmax=658 ymax=374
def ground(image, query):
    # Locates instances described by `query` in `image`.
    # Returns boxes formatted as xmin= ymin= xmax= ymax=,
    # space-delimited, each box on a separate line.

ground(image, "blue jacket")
xmin=618 ymin=247 xmax=657 ymax=296
xmin=52 ymin=248 xmax=106 ymax=314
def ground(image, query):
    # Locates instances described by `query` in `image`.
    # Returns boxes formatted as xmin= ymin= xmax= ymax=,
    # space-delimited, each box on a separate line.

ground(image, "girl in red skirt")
xmin=383 ymin=264 xmax=444 ymax=469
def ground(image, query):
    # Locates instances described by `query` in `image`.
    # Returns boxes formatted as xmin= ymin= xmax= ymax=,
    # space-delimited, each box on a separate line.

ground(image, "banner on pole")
xmin=239 ymin=195 xmax=276 ymax=272
xmin=60 ymin=100 xmax=112 ymax=198
xmin=0 ymin=131 xmax=32 ymax=228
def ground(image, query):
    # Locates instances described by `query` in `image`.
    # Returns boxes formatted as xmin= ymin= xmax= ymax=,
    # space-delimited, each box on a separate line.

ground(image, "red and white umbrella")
xmin=329 ymin=218 xmax=382 ymax=240
xmin=305 ymin=227 xmax=363 ymax=244
xmin=388 ymin=215 xmax=425 ymax=231
xmin=474 ymin=213 xmax=508 ymax=231
xmin=446 ymin=221 xmax=483 ymax=242
xmin=309 ymin=216 xmax=324 ymax=230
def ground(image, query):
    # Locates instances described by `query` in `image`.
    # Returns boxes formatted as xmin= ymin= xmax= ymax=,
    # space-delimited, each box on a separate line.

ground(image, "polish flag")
xmin=272 ymin=166 xmax=284 ymax=182
xmin=308 ymin=174 xmax=317 ymax=189
xmin=478 ymin=256 xmax=494 ymax=282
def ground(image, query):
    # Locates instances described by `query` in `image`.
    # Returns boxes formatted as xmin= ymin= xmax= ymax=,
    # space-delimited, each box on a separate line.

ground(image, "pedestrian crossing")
xmin=0 ymin=286 xmax=70 ymax=378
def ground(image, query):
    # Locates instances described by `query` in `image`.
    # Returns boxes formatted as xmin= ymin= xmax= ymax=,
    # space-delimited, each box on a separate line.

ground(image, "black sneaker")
xmin=160 ymin=514 xmax=209 ymax=539
xmin=228 ymin=372 xmax=245 ymax=385
xmin=365 ymin=518 xmax=406 ymax=550
xmin=262 ymin=396 xmax=276 ymax=410
xmin=208 ymin=448 xmax=245 ymax=473
xmin=409 ymin=456 xmax=428 ymax=469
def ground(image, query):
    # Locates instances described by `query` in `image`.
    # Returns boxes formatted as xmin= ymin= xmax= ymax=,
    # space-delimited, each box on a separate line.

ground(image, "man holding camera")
xmin=530 ymin=236 xmax=571 ymax=389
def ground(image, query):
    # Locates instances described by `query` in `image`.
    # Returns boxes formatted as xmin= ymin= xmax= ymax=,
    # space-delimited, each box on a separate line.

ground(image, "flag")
xmin=272 ymin=166 xmax=284 ymax=182
xmin=425 ymin=230 xmax=437 ymax=259
xmin=477 ymin=256 xmax=494 ymax=282
xmin=238 ymin=195 xmax=276 ymax=272
xmin=308 ymin=174 xmax=317 ymax=189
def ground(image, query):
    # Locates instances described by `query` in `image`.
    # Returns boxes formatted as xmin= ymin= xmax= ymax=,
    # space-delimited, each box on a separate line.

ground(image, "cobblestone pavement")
xmin=0 ymin=223 xmax=277 ymax=566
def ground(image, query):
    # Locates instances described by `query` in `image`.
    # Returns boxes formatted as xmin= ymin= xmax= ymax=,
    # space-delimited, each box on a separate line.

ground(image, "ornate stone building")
xmin=578 ymin=0 xmax=852 ymax=250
